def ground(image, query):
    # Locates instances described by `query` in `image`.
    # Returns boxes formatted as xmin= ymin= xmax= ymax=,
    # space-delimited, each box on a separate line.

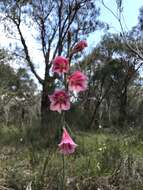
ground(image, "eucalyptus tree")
xmin=81 ymin=33 xmax=141 ymax=129
xmin=0 ymin=0 xmax=103 ymax=135
xmin=0 ymin=59 xmax=37 ymax=125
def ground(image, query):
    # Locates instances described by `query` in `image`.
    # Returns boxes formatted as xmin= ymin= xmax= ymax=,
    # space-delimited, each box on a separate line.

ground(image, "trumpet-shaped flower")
xmin=49 ymin=90 xmax=70 ymax=113
xmin=58 ymin=128 xmax=77 ymax=155
xmin=68 ymin=71 xmax=88 ymax=93
xmin=73 ymin=40 xmax=87 ymax=53
xmin=52 ymin=56 xmax=69 ymax=74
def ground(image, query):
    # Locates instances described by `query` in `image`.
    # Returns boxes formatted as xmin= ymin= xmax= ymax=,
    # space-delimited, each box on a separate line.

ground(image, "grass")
xmin=0 ymin=125 xmax=143 ymax=189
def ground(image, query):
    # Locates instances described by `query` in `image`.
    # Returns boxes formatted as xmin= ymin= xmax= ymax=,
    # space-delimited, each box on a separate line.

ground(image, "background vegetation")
xmin=0 ymin=0 xmax=143 ymax=189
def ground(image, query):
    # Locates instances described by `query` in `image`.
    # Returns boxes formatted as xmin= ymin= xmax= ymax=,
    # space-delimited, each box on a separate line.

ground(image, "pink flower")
xmin=52 ymin=56 xmax=69 ymax=74
xmin=68 ymin=71 xmax=88 ymax=93
xmin=49 ymin=90 xmax=70 ymax=113
xmin=73 ymin=40 xmax=87 ymax=53
xmin=58 ymin=127 xmax=77 ymax=155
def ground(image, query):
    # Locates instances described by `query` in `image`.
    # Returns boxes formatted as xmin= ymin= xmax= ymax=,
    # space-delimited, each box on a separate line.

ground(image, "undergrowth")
xmin=0 ymin=125 xmax=143 ymax=190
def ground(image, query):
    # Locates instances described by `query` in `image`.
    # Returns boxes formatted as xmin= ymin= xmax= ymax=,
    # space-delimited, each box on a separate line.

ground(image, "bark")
xmin=118 ymin=86 xmax=127 ymax=129
xmin=41 ymin=82 xmax=51 ymax=129
xmin=40 ymin=78 xmax=61 ymax=145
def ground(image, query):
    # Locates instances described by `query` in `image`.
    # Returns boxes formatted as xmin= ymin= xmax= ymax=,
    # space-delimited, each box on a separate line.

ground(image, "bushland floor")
xmin=0 ymin=126 xmax=143 ymax=190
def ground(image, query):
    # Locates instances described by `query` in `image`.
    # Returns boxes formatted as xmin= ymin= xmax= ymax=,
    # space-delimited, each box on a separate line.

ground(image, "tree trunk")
xmin=118 ymin=87 xmax=127 ymax=129
xmin=40 ymin=80 xmax=61 ymax=145
xmin=88 ymin=100 xmax=101 ymax=129
xmin=41 ymin=82 xmax=51 ymax=127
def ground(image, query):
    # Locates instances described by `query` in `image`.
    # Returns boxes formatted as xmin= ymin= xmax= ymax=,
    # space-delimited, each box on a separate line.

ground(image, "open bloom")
xmin=52 ymin=56 xmax=69 ymax=74
xmin=68 ymin=71 xmax=88 ymax=93
xmin=58 ymin=127 xmax=77 ymax=155
xmin=49 ymin=90 xmax=70 ymax=113
xmin=73 ymin=40 xmax=87 ymax=53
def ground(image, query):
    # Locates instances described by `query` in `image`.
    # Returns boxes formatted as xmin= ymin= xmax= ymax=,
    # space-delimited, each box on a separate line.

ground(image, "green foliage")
xmin=78 ymin=32 xmax=143 ymax=130
xmin=0 ymin=59 xmax=39 ymax=126
xmin=0 ymin=125 xmax=24 ymax=145
xmin=1 ymin=126 xmax=143 ymax=190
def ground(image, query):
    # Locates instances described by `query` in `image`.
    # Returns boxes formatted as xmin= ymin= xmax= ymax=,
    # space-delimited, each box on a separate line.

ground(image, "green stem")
xmin=62 ymin=154 xmax=65 ymax=190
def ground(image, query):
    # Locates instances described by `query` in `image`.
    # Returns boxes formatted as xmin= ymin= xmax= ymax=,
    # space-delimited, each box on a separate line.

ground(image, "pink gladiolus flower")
xmin=49 ymin=90 xmax=70 ymax=113
xmin=73 ymin=40 xmax=87 ymax=53
xmin=52 ymin=56 xmax=69 ymax=74
xmin=68 ymin=71 xmax=88 ymax=93
xmin=58 ymin=127 xmax=77 ymax=155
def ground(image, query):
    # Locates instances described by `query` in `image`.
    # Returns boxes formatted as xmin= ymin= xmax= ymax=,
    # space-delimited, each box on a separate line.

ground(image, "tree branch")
xmin=16 ymin=22 xmax=43 ymax=84
xmin=101 ymin=0 xmax=143 ymax=61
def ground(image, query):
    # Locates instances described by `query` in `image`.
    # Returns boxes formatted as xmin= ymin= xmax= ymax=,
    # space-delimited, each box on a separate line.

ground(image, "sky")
xmin=101 ymin=0 xmax=142 ymax=30
xmin=88 ymin=0 xmax=143 ymax=49
xmin=0 ymin=0 xmax=143 ymax=84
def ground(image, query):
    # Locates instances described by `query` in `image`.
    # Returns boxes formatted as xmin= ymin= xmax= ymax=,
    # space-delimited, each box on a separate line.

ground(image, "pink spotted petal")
xmin=58 ymin=128 xmax=77 ymax=155
xmin=50 ymin=103 xmax=62 ymax=113
xmin=61 ymin=102 xmax=70 ymax=111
